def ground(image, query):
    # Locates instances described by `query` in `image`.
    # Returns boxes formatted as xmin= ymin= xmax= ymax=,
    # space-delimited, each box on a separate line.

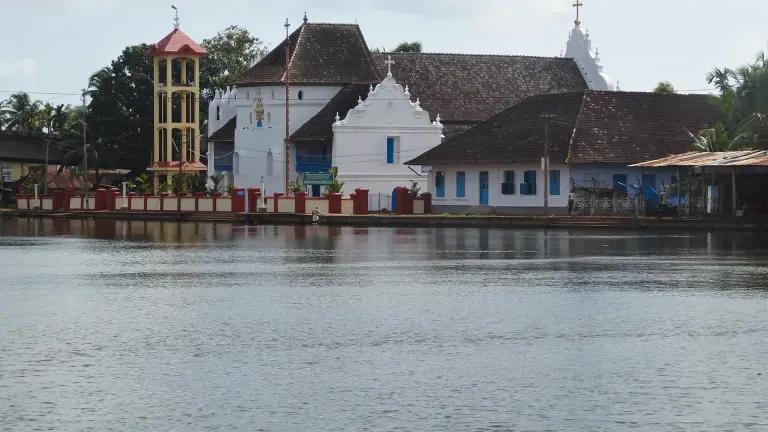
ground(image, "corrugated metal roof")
xmin=631 ymin=151 xmax=768 ymax=167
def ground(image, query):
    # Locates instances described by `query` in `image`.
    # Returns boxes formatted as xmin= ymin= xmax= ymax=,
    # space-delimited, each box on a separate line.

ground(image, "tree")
xmin=0 ymin=92 xmax=43 ymax=132
xmin=653 ymin=81 xmax=676 ymax=94
xmin=201 ymin=26 xmax=267 ymax=93
xmin=393 ymin=41 xmax=423 ymax=53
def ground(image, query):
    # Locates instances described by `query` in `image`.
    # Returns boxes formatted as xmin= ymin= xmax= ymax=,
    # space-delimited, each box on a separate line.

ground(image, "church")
xmin=206 ymin=8 xmax=613 ymax=197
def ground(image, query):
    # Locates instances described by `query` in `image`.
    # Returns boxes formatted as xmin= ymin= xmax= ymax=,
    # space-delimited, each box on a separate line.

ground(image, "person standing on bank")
xmin=312 ymin=206 xmax=320 ymax=225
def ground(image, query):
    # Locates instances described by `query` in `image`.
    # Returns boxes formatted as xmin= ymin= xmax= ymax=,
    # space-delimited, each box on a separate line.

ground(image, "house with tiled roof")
xmin=207 ymin=14 xmax=607 ymax=197
xmin=406 ymin=91 xmax=721 ymax=215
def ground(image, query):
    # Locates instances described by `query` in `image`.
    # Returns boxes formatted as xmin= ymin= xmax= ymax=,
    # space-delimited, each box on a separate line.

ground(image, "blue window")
xmin=521 ymin=170 xmax=537 ymax=195
xmin=613 ymin=174 xmax=628 ymax=194
xmin=435 ymin=171 xmax=445 ymax=198
xmin=502 ymin=170 xmax=515 ymax=195
xmin=456 ymin=171 xmax=466 ymax=198
xmin=550 ymin=170 xmax=561 ymax=196
xmin=386 ymin=137 xmax=395 ymax=164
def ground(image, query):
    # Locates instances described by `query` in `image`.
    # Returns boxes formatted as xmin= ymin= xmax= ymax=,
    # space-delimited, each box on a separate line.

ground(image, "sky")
xmin=2 ymin=0 xmax=768 ymax=106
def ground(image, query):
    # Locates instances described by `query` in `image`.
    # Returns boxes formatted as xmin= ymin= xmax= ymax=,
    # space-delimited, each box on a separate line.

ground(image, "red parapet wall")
xmin=353 ymin=189 xmax=369 ymax=215
xmin=328 ymin=193 xmax=342 ymax=214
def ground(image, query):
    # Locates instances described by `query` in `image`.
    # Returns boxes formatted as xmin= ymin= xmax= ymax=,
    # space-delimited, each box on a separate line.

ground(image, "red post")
xmin=247 ymin=188 xmax=261 ymax=213
xmin=395 ymin=187 xmax=414 ymax=215
xmin=294 ymin=191 xmax=307 ymax=214
xmin=231 ymin=188 xmax=246 ymax=213
xmin=127 ymin=192 xmax=136 ymax=210
xmin=52 ymin=190 xmax=65 ymax=210
xmin=94 ymin=188 xmax=107 ymax=211
xmin=328 ymin=193 xmax=342 ymax=214
xmin=273 ymin=193 xmax=283 ymax=213
xmin=353 ymin=188 xmax=369 ymax=215
xmin=421 ymin=192 xmax=432 ymax=214
xmin=160 ymin=193 xmax=168 ymax=211
xmin=144 ymin=194 xmax=151 ymax=212
xmin=194 ymin=193 xmax=204 ymax=212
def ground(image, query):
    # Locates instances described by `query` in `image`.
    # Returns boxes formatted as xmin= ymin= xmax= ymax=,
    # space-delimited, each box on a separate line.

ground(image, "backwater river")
xmin=0 ymin=218 xmax=767 ymax=431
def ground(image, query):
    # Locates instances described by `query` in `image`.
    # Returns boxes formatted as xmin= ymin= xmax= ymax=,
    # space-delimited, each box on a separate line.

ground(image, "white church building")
xmin=207 ymin=8 xmax=613 ymax=197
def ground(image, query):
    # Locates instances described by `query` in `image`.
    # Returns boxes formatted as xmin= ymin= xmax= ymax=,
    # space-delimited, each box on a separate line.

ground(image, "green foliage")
xmin=325 ymin=166 xmax=344 ymax=195
xmin=127 ymin=173 xmax=152 ymax=195
xmin=653 ymin=81 xmax=676 ymax=94
xmin=0 ymin=92 xmax=43 ymax=132
xmin=201 ymin=26 xmax=267 ymax=92
xmin=226 ymin=183 xmax=236 ymax=196
xmin=288 ymin=177 xmax=304 ymax=195
xmin=393 ymin=41 xmax=423 ymax=53
xmin=185 ymin=173 xmax=208 ymax=194
xmin=208 ymin=173 xmax=224 ymax=194
xmin=171 ymin=173 xmax=188 ymax=195
xmin=158 ymin=181 xmax=170 ymax=194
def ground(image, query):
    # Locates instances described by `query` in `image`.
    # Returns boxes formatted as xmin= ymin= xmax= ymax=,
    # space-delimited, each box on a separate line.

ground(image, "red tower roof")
xmin=146 ymin=28 xmax=207 ymax=57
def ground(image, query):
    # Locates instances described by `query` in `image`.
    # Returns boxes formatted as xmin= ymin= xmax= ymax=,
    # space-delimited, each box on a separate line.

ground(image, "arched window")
xmin=216 ymin=106 xmax=221 ymax=121
xmin=266 ymin=151 xmax=274 ymax=176
xmin=298 ymin=90 xmax=304 ymax=101
xmin=233 ymin=152 xmax=240 ymax=176
xmin=267 ymin=112 xmax=272 ymax=128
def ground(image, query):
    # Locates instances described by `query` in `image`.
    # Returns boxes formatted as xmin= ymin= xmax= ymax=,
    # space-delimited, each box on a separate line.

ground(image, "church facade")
xmin=207 ymin=15 xmax=609 ymax=196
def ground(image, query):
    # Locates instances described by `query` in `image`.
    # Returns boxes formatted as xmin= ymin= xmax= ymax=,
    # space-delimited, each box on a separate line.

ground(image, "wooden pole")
xmin=732 ymin=167 xmax=738 ymax=216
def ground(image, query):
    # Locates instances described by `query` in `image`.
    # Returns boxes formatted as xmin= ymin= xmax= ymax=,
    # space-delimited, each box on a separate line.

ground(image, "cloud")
xmin=0 ymin=58 xmax=37 ymax=86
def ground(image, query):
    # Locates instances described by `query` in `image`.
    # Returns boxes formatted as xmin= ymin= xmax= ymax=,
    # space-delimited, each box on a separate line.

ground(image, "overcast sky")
xmin=3 ymin=0 xmax=768 ymax=106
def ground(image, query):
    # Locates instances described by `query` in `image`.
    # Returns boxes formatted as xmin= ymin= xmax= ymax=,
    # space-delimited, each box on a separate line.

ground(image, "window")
xmin=501 ymin=170 xmax=515 ymax=195
xmin=267 ymin=151 xmax=274 ymax=176
xmin=521 ymin=170 xmax=537 ymax=195
xmin=216 ymin=106 xmax=221 ymax=121
xmin=267 ymin=112 xmax=272 ymax=128
xmin=233 ymin=152 xmax=240 ymax=176
xmin=298 ymin=90 xmax=304 ymax=101
xmin=550 ymin=170 xmax=561 ymax=196
xmin=456 ymin=171 xmax=466 ymax=198
xmin=613 ymin=174 xmax=628 ymax=194
xmin=386 ymin=137 xmax=397 ymax=164
xmin=249 ymin=111 xmax=253 ymax=125
xmin=435 ymin=171 xmax=445 ymax=198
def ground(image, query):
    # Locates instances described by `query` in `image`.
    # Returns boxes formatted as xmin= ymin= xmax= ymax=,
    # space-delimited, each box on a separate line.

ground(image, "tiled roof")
xmin=407 ymin=92 xmax=584 ymax=165
xmin=209 ymin=117 xmax=236 ymax=142
xmin=234 ymin=23 xmax=379 ymax=86
xmin=372 ymin=53 xmax=587 ymax=125
xmin=291 ymin=84 xmax=369 ymax=143
xmin=407 ymin=91 xmax=722 ymax=166
xmin=568 ymin=91 xmax=721 ymax=164
xmin=0 ymin=133 xmax=65 ymax=163
xmin=146 ymin=28 xmax=207 ymax=56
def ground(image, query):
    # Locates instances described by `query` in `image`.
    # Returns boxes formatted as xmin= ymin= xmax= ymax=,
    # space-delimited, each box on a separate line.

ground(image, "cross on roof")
xmin=171 ymin=4 xmax=179 ymax=29
xmin=573 ymin=1 xmax=584 ymax=25
xmin=385 ymin=55 xmax=395 ymax=77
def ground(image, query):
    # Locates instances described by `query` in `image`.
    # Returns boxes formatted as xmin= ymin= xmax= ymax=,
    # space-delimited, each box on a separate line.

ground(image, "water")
xmin=1 ymin=218 xmax=767 ymax=431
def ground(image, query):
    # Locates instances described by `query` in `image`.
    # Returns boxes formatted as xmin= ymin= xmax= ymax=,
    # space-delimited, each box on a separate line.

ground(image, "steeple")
xmin=563 ymin=2 xmax=616 ymax=91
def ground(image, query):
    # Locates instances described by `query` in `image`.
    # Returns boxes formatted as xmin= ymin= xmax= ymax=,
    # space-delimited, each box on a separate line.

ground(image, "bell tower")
xmin=146 ymin=10 xmax=208 ymax=191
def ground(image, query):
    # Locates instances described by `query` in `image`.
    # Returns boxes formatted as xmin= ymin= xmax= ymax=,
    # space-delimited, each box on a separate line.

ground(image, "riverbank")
xmin=2 ymin=208 xmax=767 ymax=231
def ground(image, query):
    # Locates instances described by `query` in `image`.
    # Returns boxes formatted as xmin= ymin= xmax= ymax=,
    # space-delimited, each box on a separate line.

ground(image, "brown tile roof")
xmin=234 ymin=23 xmax=379 ymax=86
xmin=208 ymin=117 xmax=236 ymax=142
xmin=631 ymin=150 xmax=768 ymax=167
xmin=146 ymin=28 xmax=207 ymax=57
xmin=291 ymin=84 xmax=370 ymax=144
xmin=569 ymin=91 xmax=721 ymax=164
xmin=372 ymin=53 xmax=587 ymax=125
xmin=407 ymin=91 xmax=722 ymax=166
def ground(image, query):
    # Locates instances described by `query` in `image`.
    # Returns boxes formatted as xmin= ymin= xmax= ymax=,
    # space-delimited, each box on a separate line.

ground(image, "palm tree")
xmin=686 ymin=114 xmax=765 ymax=152
xmin=0 ymin=92 xmax=42 ymax=132
xmin=706 ymin=67 xmax=735 ymax=96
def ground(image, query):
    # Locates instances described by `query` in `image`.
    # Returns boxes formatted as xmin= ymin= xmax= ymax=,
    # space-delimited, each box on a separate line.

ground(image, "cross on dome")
xmin=573 ymin=1 xmax=584 ymax=25
xmin=385 ymin=55 xmax=395 ymax=77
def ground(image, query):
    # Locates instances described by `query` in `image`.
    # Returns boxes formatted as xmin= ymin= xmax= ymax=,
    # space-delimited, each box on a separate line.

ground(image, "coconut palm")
xmin=0 ymin=92 xmax=42 ymax=132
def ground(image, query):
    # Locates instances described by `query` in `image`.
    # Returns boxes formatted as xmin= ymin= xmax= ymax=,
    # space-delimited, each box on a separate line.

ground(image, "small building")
xmin=0 ymin=133 xmax=63 ymax=183
xmin=407 ymin=91 xmax=721 ymax=215
xmin=632 ymin=151 xmax=768 ymax=216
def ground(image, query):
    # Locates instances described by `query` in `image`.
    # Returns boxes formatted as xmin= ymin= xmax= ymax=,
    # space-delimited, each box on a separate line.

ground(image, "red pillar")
xmin=421 ymin=192 xmax=432 ymax=214
xmin=395 ymin=187 xmax=414 ymax=215
xmin=328 ymin=193 xmax=342 ymax=214
xmin=94 ymin=188 xmax=107 ymax=211
xmin=273 ymin=193 xmax=283 ymax=213
xmin=52 ymin=190 xmax=65 ymax=210
xmin=231 ymin=188 xmax=246 ymax=213
xmin=353 ymin=188 xmax=369 ymax=215
xmin=247 ymin=188 xmax=261 ymax=213
xmin=295 ymin=192 xmax=307 ymax=214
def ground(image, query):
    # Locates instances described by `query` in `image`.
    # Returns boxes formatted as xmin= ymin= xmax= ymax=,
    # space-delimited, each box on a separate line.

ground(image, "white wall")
xmin=332 ymin=73 xmax=443 ymax=195
xmin=231 ymin=85 xmax=342 ymax=193
xmin=428 ymin=163 xmax=571 ymax=213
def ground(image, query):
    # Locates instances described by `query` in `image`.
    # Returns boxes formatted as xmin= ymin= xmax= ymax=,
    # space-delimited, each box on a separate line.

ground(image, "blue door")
xmin=642 ymin=173 xmax=658 ymax=214
xmin=479 ymin=171 xmax=489 ymax=205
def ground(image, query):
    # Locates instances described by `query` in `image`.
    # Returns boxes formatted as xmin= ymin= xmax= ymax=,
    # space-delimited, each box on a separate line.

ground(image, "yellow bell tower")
xmin=146 ymin=14 xmax=208 ymax=191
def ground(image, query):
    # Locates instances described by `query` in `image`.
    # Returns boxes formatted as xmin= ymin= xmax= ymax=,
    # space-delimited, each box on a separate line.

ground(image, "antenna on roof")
xmin=171 ymin=4 xmax=179 ymax=29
